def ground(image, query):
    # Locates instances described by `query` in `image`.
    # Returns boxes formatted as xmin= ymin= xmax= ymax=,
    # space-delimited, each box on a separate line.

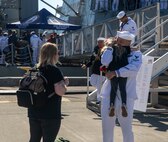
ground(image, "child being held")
xmin=101 ymin=31 xmax=135 ymax=117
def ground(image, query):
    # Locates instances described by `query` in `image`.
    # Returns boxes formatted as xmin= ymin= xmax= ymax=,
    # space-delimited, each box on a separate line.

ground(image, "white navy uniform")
xmin=101 ymin=49 xmax=142 ymax=142
xmin=30 ymin=34 xmax=42 ymax=64
xmin=95 ymin=0 xmax=108 ymax=10
xmin=0 ymin=35 xmax=8 ymax=51
xmin=119 ymin=17 xmax=138 ymax=36
xmin=112 ymin=0 xmax=119 ymax=11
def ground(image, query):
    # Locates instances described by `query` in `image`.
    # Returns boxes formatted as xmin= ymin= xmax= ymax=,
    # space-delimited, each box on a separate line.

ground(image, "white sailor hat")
xmin=30 ymin=31 xmax=35 ymax=35
xmin=97 ymin=37 xmax=106 ymax=42
xmin=117 ymin=31 xmax=135 ymax=44
xmin=3 ymin=32 xmax=8 ymax=35
xmin=117 ymin=11 xmax=126 ymax=19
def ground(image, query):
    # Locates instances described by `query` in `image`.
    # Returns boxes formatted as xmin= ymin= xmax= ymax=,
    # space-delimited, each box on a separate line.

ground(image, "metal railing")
xmin=60 ymin=4 xmax=159 ymax=57
xmin=0 ymin=43 xmax=32 ymax=66
xmin=136 ymin=18 xmax=168 ymax=54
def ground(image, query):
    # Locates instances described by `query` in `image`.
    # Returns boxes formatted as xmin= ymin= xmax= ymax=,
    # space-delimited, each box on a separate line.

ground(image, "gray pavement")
xmin=0 ymin=86 xmax=96 ymax=95
xmin=0 ymin=93 xmax=167 ymax=142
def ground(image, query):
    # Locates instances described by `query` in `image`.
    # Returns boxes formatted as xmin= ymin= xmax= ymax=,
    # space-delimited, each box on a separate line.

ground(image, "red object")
xmin=100 ymin=66 xmax=107 ymax=72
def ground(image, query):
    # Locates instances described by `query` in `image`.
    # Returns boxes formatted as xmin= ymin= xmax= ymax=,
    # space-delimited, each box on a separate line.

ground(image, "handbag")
xmin=16 ymin=90 xmax=49 ymax=108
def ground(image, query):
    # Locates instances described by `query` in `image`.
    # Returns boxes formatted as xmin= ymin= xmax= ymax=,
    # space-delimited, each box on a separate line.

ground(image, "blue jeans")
xmin=29 ymin=118 xmax=61 ymax=142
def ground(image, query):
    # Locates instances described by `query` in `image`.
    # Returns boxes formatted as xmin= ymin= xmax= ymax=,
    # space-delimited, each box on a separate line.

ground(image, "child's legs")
xmin=118 ymin=77 xmax=127 ymax=105
xmin=110 ymin=77 xmax=119 ymax=106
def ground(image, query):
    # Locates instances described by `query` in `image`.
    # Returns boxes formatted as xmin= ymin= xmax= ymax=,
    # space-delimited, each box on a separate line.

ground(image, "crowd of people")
xmin=0 ymin=7 xmax=148 ymax=141
xmin=22 ymin=10 xmax=142 ymax=142
xmin=91 ymin=0 xmax=168 ymax=12
xmin=0 ymin=29 xmax=61 ymax=65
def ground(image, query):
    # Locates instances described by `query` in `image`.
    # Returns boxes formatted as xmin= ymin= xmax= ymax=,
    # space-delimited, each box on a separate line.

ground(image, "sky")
xmin=38 ymin=0 xmax=63 ymax=15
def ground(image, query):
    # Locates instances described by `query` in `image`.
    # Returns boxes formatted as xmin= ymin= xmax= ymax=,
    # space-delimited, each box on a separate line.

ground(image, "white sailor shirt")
xmin=119 ymin=17 xmax=138 ymax=36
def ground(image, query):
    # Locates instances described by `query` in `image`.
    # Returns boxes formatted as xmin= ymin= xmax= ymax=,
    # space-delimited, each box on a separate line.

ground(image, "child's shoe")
xmin=109 ymin=105 xmax=115 ymax=117
xmin=121 ymin=104 xmax=128 ymax=117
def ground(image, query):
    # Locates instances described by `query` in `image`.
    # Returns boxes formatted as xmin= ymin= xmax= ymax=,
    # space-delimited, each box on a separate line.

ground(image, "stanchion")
xmin=87 ymin=67 xmax=90 ymax=96
xmin=11 ymin=44 xmax=14 ymax=65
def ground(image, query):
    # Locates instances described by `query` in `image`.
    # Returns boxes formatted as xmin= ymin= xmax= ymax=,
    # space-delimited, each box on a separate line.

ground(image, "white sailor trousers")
xmin=32 ymin=47 xmax=39 ymax=64
xmin=101 ymin=80 xmax=134 ymax=142
xmin=90 ymin=74 xmax=105 ymax=100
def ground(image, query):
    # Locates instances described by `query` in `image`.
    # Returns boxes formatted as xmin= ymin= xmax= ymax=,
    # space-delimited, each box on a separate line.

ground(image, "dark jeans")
xmin=29 ymin=118 xmax=61 ymax=142
xmin=110 ymin=77 xmax=127 ymax=106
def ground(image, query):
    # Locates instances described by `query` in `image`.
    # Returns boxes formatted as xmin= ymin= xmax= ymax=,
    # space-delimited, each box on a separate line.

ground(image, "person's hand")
xmin=105 ymin=71 xmax=116 ymax=80
xmin=100 ymin=66 xmax=107 ymax=73
xmin=81 ymin=64 xmax=86 ymax=69
xmin=64 ymin=76 xmax=69 ymax=86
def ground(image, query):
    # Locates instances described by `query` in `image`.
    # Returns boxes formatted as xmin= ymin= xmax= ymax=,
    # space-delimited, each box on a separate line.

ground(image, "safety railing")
xmin=1 ymin=42 xmax=32 ymax=66
xmin=135 ymin=17 xmax=168 ymax=55
xmin=2 ymin=44 xmax=15 ymax=65
xmin=60 ymin=4 xmax=159 ymax=57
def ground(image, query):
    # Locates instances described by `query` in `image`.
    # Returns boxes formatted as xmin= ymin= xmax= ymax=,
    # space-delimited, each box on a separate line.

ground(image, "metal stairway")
xmin=59 ymin=4 xmax=160 ymax=58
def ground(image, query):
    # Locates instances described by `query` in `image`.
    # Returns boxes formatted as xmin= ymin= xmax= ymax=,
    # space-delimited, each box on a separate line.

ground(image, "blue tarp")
xmin=6 ymin=8 xmax=81 ymax=30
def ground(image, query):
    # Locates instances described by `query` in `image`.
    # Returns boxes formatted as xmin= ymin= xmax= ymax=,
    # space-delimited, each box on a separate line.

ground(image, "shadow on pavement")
xmin=134 ymin=113 xmax=168 ymax=132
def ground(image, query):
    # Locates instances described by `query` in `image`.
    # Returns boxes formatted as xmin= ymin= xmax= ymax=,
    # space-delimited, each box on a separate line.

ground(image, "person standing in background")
xmin=117 ymin=11 xmax=138 ymax=36
xmin=30 ymin=31 xmax=42 ymax=65
xmin=160 ymin=0 xmax=168 ymax=9
xmin=112 ymin=0 xmax=119 ymax=11
xmin=82 ymin=37 xmax=106 ymax=103
xmin=95 ymin=0 xmax=108 ymax=11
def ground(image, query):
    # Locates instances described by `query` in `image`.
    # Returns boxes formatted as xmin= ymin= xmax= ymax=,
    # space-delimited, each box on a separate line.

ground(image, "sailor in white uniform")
xmin=101 ymin=32 xmax=142 ymax=142
xmin=30 ymin=31 xmax=42 ymax=65
xmin=117 ymin=11 xmax=138 ymax=36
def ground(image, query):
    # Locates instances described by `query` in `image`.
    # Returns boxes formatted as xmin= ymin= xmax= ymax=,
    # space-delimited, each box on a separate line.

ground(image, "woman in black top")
xmin=28 ymin=42 xmax=68 ymax=142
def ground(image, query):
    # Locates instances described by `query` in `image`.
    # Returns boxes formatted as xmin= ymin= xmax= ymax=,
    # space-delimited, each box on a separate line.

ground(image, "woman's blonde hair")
xmin=37 ymin=42 xmax=58 ymax=67
xmin=101 ymin=37 xmax=116 ymax=53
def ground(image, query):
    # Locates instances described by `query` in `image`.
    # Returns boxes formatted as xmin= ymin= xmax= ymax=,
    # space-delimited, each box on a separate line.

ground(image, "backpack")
xmin=16 ymin=68 xmax=54 ymax=108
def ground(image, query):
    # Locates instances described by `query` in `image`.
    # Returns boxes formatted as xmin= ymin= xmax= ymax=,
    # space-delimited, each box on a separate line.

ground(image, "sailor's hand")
xmin=81 ymin=64 xmax=86 ymax=69
xmin=105 ymin=71 xmax=116 ymax=80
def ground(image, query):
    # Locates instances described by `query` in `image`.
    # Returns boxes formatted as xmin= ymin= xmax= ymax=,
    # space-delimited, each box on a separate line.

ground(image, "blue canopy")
xmin=6 ymin=8 xmax=81 ymax=30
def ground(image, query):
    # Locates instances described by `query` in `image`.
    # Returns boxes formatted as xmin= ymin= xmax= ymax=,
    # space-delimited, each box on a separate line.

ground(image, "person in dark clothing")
xmin=101 ymin=31 xmax=135 ymax=117
xmin=22 ymin=31 xmax=31 ymax=44
xmin=28 ymin=43 xmax=68 ymax=142
xmin=8 ymin=30 xmax=18 ymax=46
xmin=3 ymin=30 xmax=18 ymax=64
xmin=47 ymin=34 xmax=56 ymax=43
xmin=82 ymin=37 xmax=106 ymax=102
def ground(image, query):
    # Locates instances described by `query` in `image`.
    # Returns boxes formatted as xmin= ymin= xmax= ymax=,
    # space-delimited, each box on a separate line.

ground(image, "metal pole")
xmin=40 ymin=0 xmax=68 ymax=16
xmin=161 ymin=19 xmax=164 ymax=40
xmin=104 ymin=23 xmax=107 ymax=38
xmin=155 ymin=2 xmax=161 ymax=43
xmin=92 ymin=26 xmax=95 ymax=51
xmin=62 ymin=0 xmax=79 ymax=16
xmin=72 ymin=33 xmax=74 ymax=55
xmin=81 ymin=31 xmax=84 ymax=54
xmin=87 ymin=67 xmax=90 ymax=96
xmin=150 ymin=77 xmax=159 ymax=106
xmin=63 ymin=36 xmax=66 ymax=57
xmin=137 ymin=12 xmax=140 ymax=40
xmin=140 ymin=12 xmax=144 ymax=49
xmin=27 ymin=45 xmax=33 ymax=64
xmin=11 ymin=44 xmax=14 ymax=65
